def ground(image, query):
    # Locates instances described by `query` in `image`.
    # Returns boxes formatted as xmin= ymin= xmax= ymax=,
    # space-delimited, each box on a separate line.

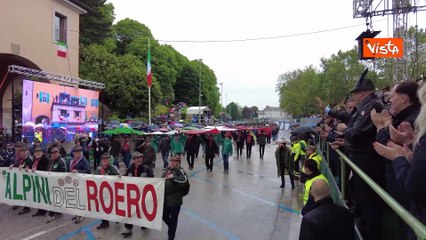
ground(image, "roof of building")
xmin=263 ymin=106 xmax=282 ymax=111
xmin=187 ymin=106 xmax=210 ymax=115
xmin=58 ymin=0 xmax=88 ymax=14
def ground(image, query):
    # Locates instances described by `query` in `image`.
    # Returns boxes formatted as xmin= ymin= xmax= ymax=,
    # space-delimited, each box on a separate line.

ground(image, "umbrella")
xmin=103 ymin=127 xmax=145 ymax=135
xmin=117 ymin=123 xmax=131 ymax=128
xmin=149 ymin=131 xmax=164 ymax=135
xmin=182 ymin=126 xmax=200 ymax=131
xmin=291 ymin=125 xmax=315 ymax=134
xmin=35 ymin=123 xmax=44 ymax=128
xmin=24 ymin=122 xmax=35 ymax=128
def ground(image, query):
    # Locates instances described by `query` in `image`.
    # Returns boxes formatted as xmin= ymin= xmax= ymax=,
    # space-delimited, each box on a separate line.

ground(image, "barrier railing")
xmin=319 ymin=139 xmax=426 ymax=240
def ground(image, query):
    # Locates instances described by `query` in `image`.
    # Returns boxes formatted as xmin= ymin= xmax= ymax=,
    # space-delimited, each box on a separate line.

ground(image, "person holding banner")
xmin=162 ymin=156 xmax=188 ymax=240
xmin=95 ymin=153 xmax=121 ymax=230
xmin=46 ymin=147 xmax=67 ymax=223
xmin=30 ymin=146 xmax=50 ymax=217
xmin=9 ymin=142 xmax=33 ymax=215
xmin=122 ymin=151 xmax=154 ymax=238
xmin=67 ymin=145 xmax=91 ymax=224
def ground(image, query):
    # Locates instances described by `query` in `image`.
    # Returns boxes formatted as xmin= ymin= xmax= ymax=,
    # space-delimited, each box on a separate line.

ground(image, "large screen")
xmin=22 ymin=80 xmax=99 ymax=143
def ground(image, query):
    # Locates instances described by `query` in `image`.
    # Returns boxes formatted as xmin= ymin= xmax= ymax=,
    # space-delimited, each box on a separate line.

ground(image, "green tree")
xmin=242 ymin=106 xmax=253 ymax=120
xmin=79 ymin=0 xmax=115 ymax=46
xmin=226 ymin=102 xmax=241 ymax=121
xmin=276 ymin=66 xmax=321 ymax=117
xmin=250 ymin=106 xmax=259 ymax=118
xmin=112 ymin=18 xmax=153 ymax=55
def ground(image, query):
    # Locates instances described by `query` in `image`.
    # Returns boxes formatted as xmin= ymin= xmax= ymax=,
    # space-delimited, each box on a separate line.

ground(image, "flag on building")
xmin=146 ymin=41 xmax=152 ymax=87
xmin=57 ymin=42 xmax=67 ymax=58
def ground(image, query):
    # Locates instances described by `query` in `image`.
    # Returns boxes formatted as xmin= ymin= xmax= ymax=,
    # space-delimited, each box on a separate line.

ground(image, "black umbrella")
xmin=291 ymin=125 xmax=315 ymax=135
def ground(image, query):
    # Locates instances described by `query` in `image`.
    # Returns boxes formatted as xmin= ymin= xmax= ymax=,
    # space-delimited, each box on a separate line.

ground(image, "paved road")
xmin=0 ymin=130 xmax=303 ymax=240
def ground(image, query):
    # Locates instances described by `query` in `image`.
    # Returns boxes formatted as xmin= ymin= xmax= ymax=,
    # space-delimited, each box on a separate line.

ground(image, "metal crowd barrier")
xmin=318 ymin=138 xmax=426 ymax=240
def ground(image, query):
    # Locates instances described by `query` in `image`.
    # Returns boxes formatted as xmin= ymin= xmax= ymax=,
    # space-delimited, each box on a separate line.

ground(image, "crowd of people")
xmin=301 ymin=69 xmax=426 ymax=240
xmin=0 ymin=122 xmax=279 ymax=239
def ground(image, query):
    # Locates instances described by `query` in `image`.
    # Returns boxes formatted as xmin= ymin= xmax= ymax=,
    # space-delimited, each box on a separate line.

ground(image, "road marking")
xmin=192 ymin=175 xmax=300 ymax=215
xmin=236 ymin=169 xmax=281 ymax=183
xmin=57 ymin=220 xmax=101 ymax=240
xmin=182 ymin=208 xmax=240 ymax=240
xmin=21 ymin=222 xmax=71 ymax=240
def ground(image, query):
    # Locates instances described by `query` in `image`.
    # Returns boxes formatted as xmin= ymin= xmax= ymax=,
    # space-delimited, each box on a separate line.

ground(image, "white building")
xmin=262 ymin=106 xmax=290 ymax=120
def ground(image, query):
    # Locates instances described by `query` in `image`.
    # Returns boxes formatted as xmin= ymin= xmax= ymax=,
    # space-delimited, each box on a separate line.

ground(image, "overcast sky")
xmin=107 ymin=0 xmax=426 ymax=110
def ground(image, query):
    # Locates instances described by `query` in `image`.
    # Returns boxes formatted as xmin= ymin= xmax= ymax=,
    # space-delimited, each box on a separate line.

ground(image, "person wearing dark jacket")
xmin=30 ymin=146 xmax=50 ymax=217
xmin=0 ymin=142 xmax=15 ymax=167
xmin=372 ymin=81 xmax=420 ymax=237
xmin=95 ymin=153 xmax=121 ymax=230
xmin=185 ymin=135 xmax=198 ymax=170
xmin=67 ymin=145 xmax=91 ymax=224
xmin=325 ymin=69 xmax=384 ymax=240
xmin=10 ymin=143 xmax=33 ymax=215
xmin=161 ymin=156 xmax=188 ymax=240
xmin=121 ymin=151 xmax=154 ymax=238
xmin=204 ymin=134 xmax=218 ymax=172
xmin=159 ymin=135 xmax=171 ymax=169
xmin=110 ymin=136 xmax=121 ymax=167
xmin=257 ymin=131 xmax=267 ymax=159
xmin=142 ymin=141 xmax=156 ymax=169
xmin=373 ymin=82 xmax=426 ymax=240
xmin=299 ymin=179 xmax=354 ymax=240
xmin=234 ymin=131 xmax=245 ymax=159
xmin=245 ymin=131 xmax=254 ymax=158
xmin=275 ymin=140 xmax=294 ymax=189
xmin=46 ymin=147 xmax=67 ymax=223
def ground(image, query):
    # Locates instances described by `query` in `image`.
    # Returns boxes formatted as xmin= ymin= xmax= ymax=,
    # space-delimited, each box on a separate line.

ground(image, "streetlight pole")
xmin=219 ymin=82 xmax=223 ymax=122
xmin=198 ymin=59 xmax=202 ymax=125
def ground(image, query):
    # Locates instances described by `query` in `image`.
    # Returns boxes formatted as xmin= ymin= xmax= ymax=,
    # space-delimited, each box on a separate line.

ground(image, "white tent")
xmin=186 ymin=106 xmax=210 ymax=115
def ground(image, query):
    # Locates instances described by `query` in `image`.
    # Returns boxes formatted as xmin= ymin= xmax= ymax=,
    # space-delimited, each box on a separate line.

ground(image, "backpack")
xmin=181 ymin=170 xmax=190 ymax=196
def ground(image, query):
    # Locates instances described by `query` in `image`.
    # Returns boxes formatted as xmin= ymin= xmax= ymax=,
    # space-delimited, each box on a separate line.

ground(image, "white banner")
xmin=0 ymin=168 xmax=165 ymax=230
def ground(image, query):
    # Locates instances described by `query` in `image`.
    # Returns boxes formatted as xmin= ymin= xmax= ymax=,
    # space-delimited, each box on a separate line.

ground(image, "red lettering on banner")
xmin=100 ymin=181 xmax=113 ymax=214
xmin=114 ymin=182 xmax=126 ymax=217
xmin=126 ymin=183 xmax=142 ymax=218
xmin=86 ymin=180 xmax=99 ymax=212
xmin=142 ymin=184 xmax=157 ymax=222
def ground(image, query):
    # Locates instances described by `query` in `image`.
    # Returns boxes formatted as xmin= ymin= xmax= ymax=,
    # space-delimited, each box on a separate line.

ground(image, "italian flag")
xmin=146 ymin=41 xmax=152 ymax=87
xmin=57 ymin=41 xmax=67 ymax=58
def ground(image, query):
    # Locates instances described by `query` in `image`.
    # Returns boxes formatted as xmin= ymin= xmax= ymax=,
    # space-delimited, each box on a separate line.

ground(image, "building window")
xmin=39 ymin=92 xmax=50 ymax=103
xmin=80 ymin=97 xmax=87 ymax=106
xmin=74 ymin=111 xmax=81 ymax=118
xmin=91 ymin=99 xmax=99 ymax=107
xmin=60 ymin=109 xmax=69 ymax=118
xmin=54 ymin=12 xmax=67 ymax=43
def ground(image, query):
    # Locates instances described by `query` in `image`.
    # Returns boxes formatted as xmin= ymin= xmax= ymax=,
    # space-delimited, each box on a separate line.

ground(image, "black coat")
xmin=299 ymin=197 xmax=354 ymax=240
xmin=205 ymin=138 xmax=218 ymax=158
xmin=330 ymin=93 xmax=384 ymax=153
xmin=32 ymin=155 xmax=49 ymax=171
xmin=125 ymin=163 xmax=154 ymax=178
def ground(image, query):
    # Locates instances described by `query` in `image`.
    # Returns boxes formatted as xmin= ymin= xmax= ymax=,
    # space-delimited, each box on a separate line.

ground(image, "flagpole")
xmin=149 ymin=86 xmax=151 ymax=125
xmin=148 ymin=38 xmax=152 ymax=125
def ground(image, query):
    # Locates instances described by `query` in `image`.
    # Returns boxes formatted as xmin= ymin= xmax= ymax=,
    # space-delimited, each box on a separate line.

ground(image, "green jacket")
xmin=170 ymin=135 xmax=187 ymax=154
xmin=221 ymin=138 xmax=233 ymax=155
xmin=161 ymin=166 xmax=188 ymax=207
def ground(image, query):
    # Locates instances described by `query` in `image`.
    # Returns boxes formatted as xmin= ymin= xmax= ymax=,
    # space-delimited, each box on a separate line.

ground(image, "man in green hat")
xmin=121 ymin=151 xmax=154 ymax=238
xmin=46 ymin=147 xmax=67 ymax=223
xmin=95 ymin=152 xmax=121 ymax=230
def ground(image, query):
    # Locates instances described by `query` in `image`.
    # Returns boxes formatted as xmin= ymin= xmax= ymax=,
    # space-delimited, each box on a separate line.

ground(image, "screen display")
xmin=21 ymin=80 xmax=99 ymax=143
